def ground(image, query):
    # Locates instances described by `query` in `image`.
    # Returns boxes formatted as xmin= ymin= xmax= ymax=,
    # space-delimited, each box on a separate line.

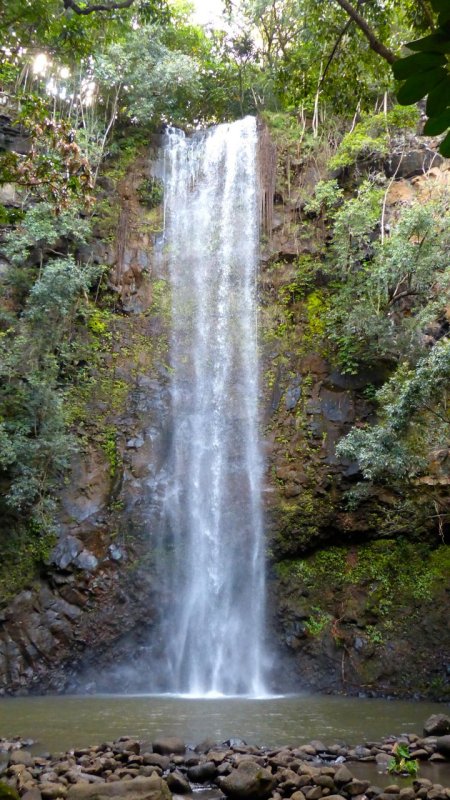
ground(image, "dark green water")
xmin=0 ymin=693 xmax=447 ymax=754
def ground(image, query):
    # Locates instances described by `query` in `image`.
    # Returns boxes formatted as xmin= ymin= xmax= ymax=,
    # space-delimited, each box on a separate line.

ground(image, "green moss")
xmin=137 ymin=177 xmax=164 ymax=208
xmin=329 ymin=106 xmax=419 ymax=171
xmin=277 ymin=541 xmax=450 ymax=619
xmin=0 ymin=523 xmax=57 ymax=604
xmin=303 ymin=289 xmax=328 ymax=344
xmin=0 ymin=782 xmax=20 ymax=800
xmin=100 ymin=425 xmax=121 ymax=477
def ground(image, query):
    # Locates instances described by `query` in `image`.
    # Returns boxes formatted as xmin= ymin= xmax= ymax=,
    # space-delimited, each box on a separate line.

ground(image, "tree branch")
xmin=333 ymin=0 xmax=397 ymax=64
xmin=319 ymin=15 xmax=354 ymax=92
xmin=63 ymin=0 xmax=136 ymax=15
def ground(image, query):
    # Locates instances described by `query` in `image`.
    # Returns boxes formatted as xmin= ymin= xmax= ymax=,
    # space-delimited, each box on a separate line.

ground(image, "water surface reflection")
xmin=1 ymin=693 xmax=448 ymax=755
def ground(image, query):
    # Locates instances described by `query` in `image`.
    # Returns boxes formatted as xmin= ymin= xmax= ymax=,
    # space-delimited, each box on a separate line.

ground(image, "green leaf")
xmin=426 ymin=78 xmax=450 ymax=115
xmin=406 ymin=33 xmax=450 ymax=53
xmin=439 ymin=129 xmax=450 ymax=156
xmin=423 ymin=108 xmax=450 ymax=135
xmin=393 ymin=52 xmax=447 ymax=81
xmin=396 ymin=68 xmax=447 ymax=105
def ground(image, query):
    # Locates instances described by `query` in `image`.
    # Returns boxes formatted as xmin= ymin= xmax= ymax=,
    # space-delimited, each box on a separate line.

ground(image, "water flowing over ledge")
xmin=155 ymin=116 xmax=266 ymax=697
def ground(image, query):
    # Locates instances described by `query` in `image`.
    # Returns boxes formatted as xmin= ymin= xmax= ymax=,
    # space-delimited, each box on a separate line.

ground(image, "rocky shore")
xmin=2 ymin=716 xmax=450 ymax=800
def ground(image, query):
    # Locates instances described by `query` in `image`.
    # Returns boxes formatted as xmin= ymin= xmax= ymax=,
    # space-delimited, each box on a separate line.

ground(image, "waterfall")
xmin=158 ymin=116 xmax=266 ymax=697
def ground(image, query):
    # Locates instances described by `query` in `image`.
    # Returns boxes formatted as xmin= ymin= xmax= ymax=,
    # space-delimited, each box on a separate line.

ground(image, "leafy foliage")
xmin=337 ymin=339 xmax=450 ymax=481
xmin=393 ymin=0 xmax=450 ymax=156
xmin=388 ymin=743 xmax=419 ymax=776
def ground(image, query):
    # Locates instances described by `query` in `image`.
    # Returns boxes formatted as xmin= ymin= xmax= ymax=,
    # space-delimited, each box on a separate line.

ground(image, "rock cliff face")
xmin=259 ymin=128 xmax=450 ymax=698
xmin=0 ymin=124 xmax=449 ymax=697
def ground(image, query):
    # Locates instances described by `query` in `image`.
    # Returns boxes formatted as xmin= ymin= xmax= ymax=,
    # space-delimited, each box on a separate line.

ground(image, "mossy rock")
xmin=0 ymin=782 xmax=20 ymax=800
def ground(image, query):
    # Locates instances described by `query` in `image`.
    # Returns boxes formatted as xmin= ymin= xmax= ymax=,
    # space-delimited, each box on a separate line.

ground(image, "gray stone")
xmin=50 ymin=537 xmax=82 ymax=570
xmin=22 ymin=790 xmax=42 ymax=800
xmin=8 ymin=751 xmax=32 ymax=767
xmin=385 ymin=149 xmax=443 ymax=179
xmin=435 ymin=736 xmax=450 ymax=759
xmin=319 ymin=389 xmax=354 ymax=424
xmin=186 ymin=761 xmax=217 ymax=782
xmin=334 ymin=766 xmax=353 ymax=785
xmin=108 ymin=545 xmax=124 ymax=562
xmin=152 ymin=738 xmax=185 ymax=756
xmin=142 ymin=755 xmax=170 ymax=771
xmin=67 ymin=775 xmax=171 ymax=800
xmin=219 ymin=761 xmax=275 ymax=799
xmin=165 ymin=771 xmax=190 ymax=794
xmin=39 ymin=783 xmax=68 ymax=799
xmin=424 ymin=715 xmax=450 ymax=737
xmin=73 ymin=551 xmax=98 ymax=572
xmin=126 ymin=437 xmax=144 ymax=449
xmin=285 ymin=382 xmax=302 ymax=411
xmin=346 ymin=780 xmax=370 ymax=796
xmin=305 ymin=788 xmax=322 ymax=800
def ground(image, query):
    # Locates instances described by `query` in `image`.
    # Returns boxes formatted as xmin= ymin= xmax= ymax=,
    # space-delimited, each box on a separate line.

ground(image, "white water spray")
xmin=159 ymin=117 xmax=266 ymax=697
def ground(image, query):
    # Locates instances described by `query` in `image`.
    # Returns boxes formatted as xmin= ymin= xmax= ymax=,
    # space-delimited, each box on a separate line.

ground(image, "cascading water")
xmin=158 ymin=116 xmax=266 ymax=697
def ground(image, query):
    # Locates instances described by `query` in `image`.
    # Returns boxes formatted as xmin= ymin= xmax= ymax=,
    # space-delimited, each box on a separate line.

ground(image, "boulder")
xmin=152 ymin=738 xmax=185 ymax=756
xmin=424 ymin=715 xmax=450 ymax=737
xmin=39 ymin=784 xmax=68 ymax=800
xmin=165 ymin=772 xmax=190 ymax=794
xmin=219 ymin=760 xmax=275 ymax=799
xmin=0 ymin=784 xmax=20 ymax=800
xmin=8 ymin=751 xmax=32 ymax=767
xmin=186 ymin=762 xmax=217 ymax=782
xmin=334 ymin=766 xmax=353 ymax=785
xmin=67 ymin=775 xmax=171 ymax=800
xmin=435 ymin=736 xmax=450 ymax=759
xmin=142 ymin=755 xmax=169 ymax=771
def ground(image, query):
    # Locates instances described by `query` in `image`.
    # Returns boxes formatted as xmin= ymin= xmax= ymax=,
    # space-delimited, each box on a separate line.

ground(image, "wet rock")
xmin=72 ymin=552 xmax=98 ymax=572
xmin=375 ymin=754 xmax=391 ymax=769
xmin=385 ymin=150 xmax=443 ymax=179
xmin=223 ymin=739 xmax=247 ymax=749
xmin=39 ymin=783 xmax=68 ymax=799
xmin=152 ymin=739 xmax=185 ymax=757
xmin=205 ymin=750 xmax=230 ymax=764
xmin=285 ymin=381 xmax=302 ymax=411
xmin=8 ymin=753 xmax=32 ymax=768
xmin=345 ymin=780 xmax=370 ymax=796
xmin=50 ymin=537 xmax=83 ymax=571
xmin=115 ymin=741 xmax=140 ymax=756
xmin=435 ymin=736 xmax=450 ymax=759
xmin=399 ymin=790 xmax=415 ymax=800
xmin=21 ymin=790 xmax=42 ymax=800
xmin=278 ymin=769 xmax=303 ymax=791
xmin=219 ymin=760 xmax=275 ymax=799
xmin=142 ymin=756 xmax=169 ymax=771
xmin=334 ymin=767 xmax=353 ymax=785
xmin=186 ymin=762 xmax=217 ymax=782
xmin=314 ymin=775 xmax=335 ymax=790
xmin=67 ymin=775 xmax=171 ymax=800
xmin=305 ymin=787 xmax=322 ymax=800
xmin=0 ymin=784 xmax=20 ymax=800
xmin=165 ymin=771 xmax=190 ymax=794
xmin=424 ymin=716 xmax=450 ymax=737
